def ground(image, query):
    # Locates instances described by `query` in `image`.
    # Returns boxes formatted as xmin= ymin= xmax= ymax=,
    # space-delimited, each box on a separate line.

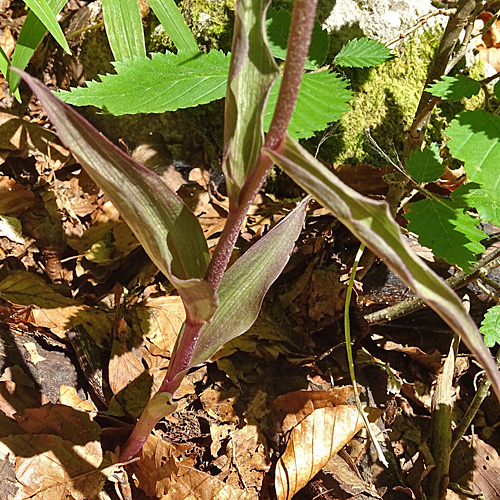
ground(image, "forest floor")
xmin=1 ymin=1 xmax=500 ymax=500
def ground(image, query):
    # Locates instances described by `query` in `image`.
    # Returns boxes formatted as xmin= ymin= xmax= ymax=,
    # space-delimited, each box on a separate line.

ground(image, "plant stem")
xmin=204 ymin=0 xmax=318 ymax=290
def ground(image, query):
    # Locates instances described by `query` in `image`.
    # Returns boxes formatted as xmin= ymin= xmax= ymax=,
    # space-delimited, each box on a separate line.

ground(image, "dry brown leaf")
xmin=58 ymin=385 xmax=97 ymax=414
xmin=0 ymin=433 xmax=119 ymax=500
xmin=473 ymin=12 xmax=500 ymax=71
xmin=163 ymin=465 xmax=257 ymax=500
xmin=0 ymin=380 xmax=41 ymax=421
xmin=109 ymin=339 xmax=146 ymax=395
xmin=0 ymin=112 xmax=69 ymax=163
xmin=273 ymin=388 xmax=380 ymax=500
xmin=0 ymin=271 xmax=112 ymax=342
xmin=0 ymin=176 xmax=36 ymax=216
xmin=0 ymin=26 xmax=15 ymax=59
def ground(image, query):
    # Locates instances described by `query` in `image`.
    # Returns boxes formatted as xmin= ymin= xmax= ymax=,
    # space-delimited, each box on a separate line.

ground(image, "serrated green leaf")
xmin=264 ymin=71 xmax=352 ymax=140
xmin=222 ymin=0 xmax=278 ymax=205
xmin=8 ymin=0 xmax=67 ymax=95
xmin=102 ymin=0 xmax=146 ymax=61
xmin=147 ymin=0 xmax=199 ymax=53
xmin=334 ymin=37 xmax=392 ymax=68
xmin=57 ymin=51 xmax=230 ymax=114
xmin=23 ymin=0 xmax=71 ymax=54
xmin=405 ymin=198 xmax=484 ymax=270
xmin=447 ymin=110 xmax=500 ymax=205
xmin=452 ymin=182 xmax=500 ymax=226
xmin=17 ymin=69 xmax=218 ymax=324
xmin=190 ymin=198 xmax=308 ymax=367
xmin=406 ymin=144 xmax=444 ymax=183
xmin=263 ymin=134 xmax=500 ymax=404
xmin=480 ymin=305 xmax=500 ymax=348
xmin=494 ymin=80 xmax=500 ymax=100
xmin=427 ymin=75 xmax=481 ymax=101
xmin=266 ymin=7 xmax=328 ymax=70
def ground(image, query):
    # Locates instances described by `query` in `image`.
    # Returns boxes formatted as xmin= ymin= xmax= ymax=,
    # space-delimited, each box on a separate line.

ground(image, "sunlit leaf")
xmin=428 ymin=75 xmax=481 ymax=101
xmin=480 ymin=305 xmax=500 ymax=348
xmin=405 ymin=198 xmax=485 ymax=270
xmin=452 ymin=182 xmax=500 ymax=227
xmin=102 ymin=0 xmax=146 ymax=60
xmin=189 ymin=198 xmax=308 ymax=367
xmin=57 ymin=51 xmax=230 ymax=115
xmin=16 ymin=69 xmax=217 ymax=324
xmin=264 ymin=134 xmax=500 ymax=400
xmin=23 ymin=0 xmax=71 ymax=54
xmin=405 ymin=144 xmax=444 ymax=183
xmin=334 ymin=37 xmax=392 ymax=68
xmin=264 ymin=71 xmax=352 ymax=140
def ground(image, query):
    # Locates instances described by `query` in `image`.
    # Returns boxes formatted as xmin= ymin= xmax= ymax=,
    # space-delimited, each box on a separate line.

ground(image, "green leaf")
xmin=447 ymin=110 xmax=500 ymax=205
xmin=222 ymin=0 xmax=278 ymax=205
xmin=23 ymin=0 xmax=71 ymax=54
xmin=102 ymin=0 xmax=146 ymax=61
xmin=452 ymin=182 xmax=500 ymax=227
xmin=405 ymin=198 xmax=485 ymax=270
xmin=427 ymin=75 xmax=481 ymax=101
xmin=494 ymin=80 xmax=500 ymax=100
xmin=264 ymin=134 xmax=500 ymax=401
xmin=405 ymin=144 xmax=444 ymax=183
xmin=147 ymin=0 xmax=199 ymax=53
xmin=16 ymin=69 xmax=217 ymax=324
xmin=8 ymin=0 xmax=67 ymax=94
xmin=264 ymin=71 xmax=352 ymax=140
xmin=334 ymin=37 xmax=392 ymax=68
xmin=480 ymin=305 xmax=500 ymax=348
xmin=189 ymin=198 xmax=308 ymax=367
xmin=57 ymin=51 xmax=230 ymax=114
xmin=266 ymin=7 xmax=328 ymax=70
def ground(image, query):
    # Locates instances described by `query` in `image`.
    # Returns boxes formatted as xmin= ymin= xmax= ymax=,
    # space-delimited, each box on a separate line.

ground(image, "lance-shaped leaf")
xmin=189 ymin=198 xmax=308 ymax=367
xmin=265 ymin=135 xmax=500 ymax=400
xmin=16 ymin=69 xmax=217 ymax=323
xmin=102 ymin=0 xmax=146 ymax=61
xmin=222 ymin=0 xmax=279 ymax=205
xmin=147 ymin=0 xmax=199 ymax=54
xmin=7 ymin=0 xmax=67 ymax=95
xmin=23 ymin=0 xmax=71 ymax=55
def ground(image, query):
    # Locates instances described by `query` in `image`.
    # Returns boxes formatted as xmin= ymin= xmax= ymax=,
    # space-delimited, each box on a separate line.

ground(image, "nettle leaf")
xmin=334 ymin=37 xmax=392 ymax=68
xmin=494 ymin=80 xmax=500 ymax=100
xmin=264 ymin=71 xmax=352 ymax=140
xmin=264 ymin=134 xmax=500 ymax=401
xmin=428 ymin=75 xmax=481 ymax=101
xmin=266 ymin=7 xmax=329 ymax=69
xmin=406 ymin=144 xmax=444 ymax=183
xmin=102 ymin=0 xmax=146 ymax=61
xmin=447 ymin=110 xmax=500 ymax=204
xmin=58 ymin=51 xmax=230 ymax=115
xmin=480 ymin=305 xmax=500 ymax=348
xmin=452 ymin=182 xmax=500 ymax=226
xmin=17 ymin=70 xmax=217 ymax=324
xmin=190 ymin=198 xmax=308 ymax=367
xmin=405 ymin=198 xmax=485 ymax=270
xmin=7 ymin=0 xmax=67 ymax=96
xmin=23 ymin=0 xmax=71 ymax=54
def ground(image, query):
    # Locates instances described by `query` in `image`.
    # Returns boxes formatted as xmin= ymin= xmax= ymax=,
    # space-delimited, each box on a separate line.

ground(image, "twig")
xmin=364 ymin=245 xmax=500 ymax=325
xmin=385 ymin=8 xmax=457 ymax=47
xmin=451 ymin=346 xmax=500 ymax=453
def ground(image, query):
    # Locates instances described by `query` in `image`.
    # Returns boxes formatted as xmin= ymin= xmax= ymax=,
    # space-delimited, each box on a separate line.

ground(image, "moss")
xmin=319 ymin=28 xmax=445 ymax=166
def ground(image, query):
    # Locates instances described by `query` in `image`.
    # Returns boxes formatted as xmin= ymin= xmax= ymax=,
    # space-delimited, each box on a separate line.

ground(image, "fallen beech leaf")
xmin=0 ymin=380 xmax=41 ymax=420
xmin=0 ymin=176 xmax=36 ymax=216
xmin=15 ymin=404 xmax=101 ymax=445
xmin=58 ymin=385 xmax=97 ymax=414
xmin=0 ymin=434 xmax=119 ymax=500
xmin=109 ymin=339 xmax=146 ymax=395
xmin=164 ymin=465 xmax=257 ymax=500
xmin=273 ymin=389 xmax=381 ymax=500
xmin=0 ymin=271 xmax=112 ymax=342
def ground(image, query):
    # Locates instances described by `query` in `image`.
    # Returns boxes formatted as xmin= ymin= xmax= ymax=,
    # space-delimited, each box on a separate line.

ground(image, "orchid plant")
xmin=13 ymin=0 xmax=500 ymax=463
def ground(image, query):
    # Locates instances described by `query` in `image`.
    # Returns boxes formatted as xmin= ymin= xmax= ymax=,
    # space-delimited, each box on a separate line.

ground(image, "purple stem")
xmin=119 ymin=0 xmax=318 ymax=462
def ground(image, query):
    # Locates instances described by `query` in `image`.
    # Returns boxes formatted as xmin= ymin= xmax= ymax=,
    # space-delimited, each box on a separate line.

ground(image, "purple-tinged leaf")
xmin=189 ymin=197 xmax=308 ymax=367
xmin=15 ymin=69 xmax=217 ymax=323
xmin=222 ymin=0 xmax=279 ymax=205
xmin=265 ymin=135 xmax=500 ymax=400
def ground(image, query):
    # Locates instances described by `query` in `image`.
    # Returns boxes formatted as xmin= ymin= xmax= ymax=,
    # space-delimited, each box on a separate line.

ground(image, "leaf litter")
xmin=1 ymin=2 xmax=500 ymax=499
